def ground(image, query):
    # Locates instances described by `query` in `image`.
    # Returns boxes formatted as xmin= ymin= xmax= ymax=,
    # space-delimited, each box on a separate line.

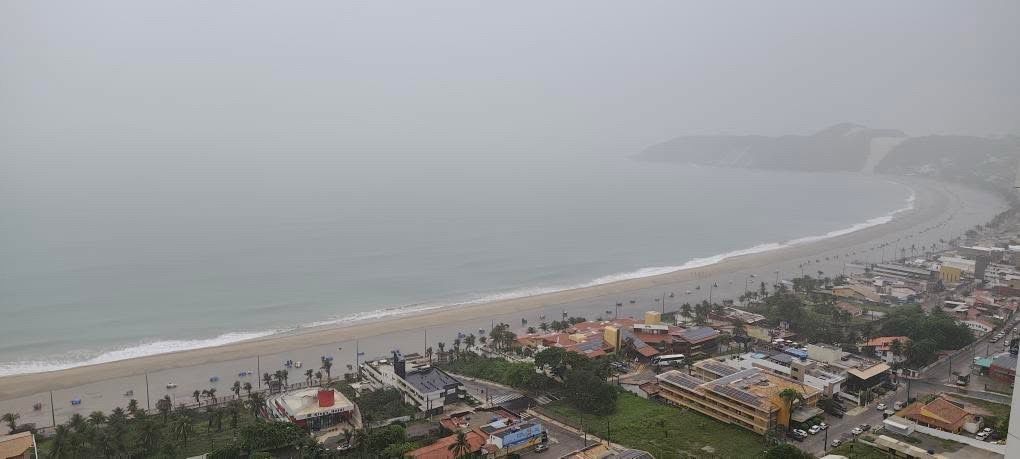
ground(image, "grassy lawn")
xmin=829 ymin=441 xmax=891 ymax=459
xmin=541 ymin=393 xmax=764 ymax=458
xmin=952 ymin=394 xmax=1011 ymax=418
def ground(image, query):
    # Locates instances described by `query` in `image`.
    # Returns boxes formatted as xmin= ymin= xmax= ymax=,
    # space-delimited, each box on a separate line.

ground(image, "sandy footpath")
xmin=0 ymin=177 xmax=1006 ymax=425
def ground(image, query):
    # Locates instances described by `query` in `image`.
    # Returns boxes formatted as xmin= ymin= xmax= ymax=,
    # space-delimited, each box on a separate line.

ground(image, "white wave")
xmin=0 ymin=187 xmax=917 ymax=377
xmin=0 ymin=330 xmax=279 ymax=377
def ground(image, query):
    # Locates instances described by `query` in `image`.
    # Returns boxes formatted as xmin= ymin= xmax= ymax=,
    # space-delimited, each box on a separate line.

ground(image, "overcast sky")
xmin=3 ymin=0 xmax=1019 ymax=170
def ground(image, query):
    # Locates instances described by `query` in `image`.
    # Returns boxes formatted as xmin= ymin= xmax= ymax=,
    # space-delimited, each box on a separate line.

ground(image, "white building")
xmin=265 ymin=387 xmax=356 ymax=431
xmin=361 ymin=351 xmax=464 ymax=415
xmin=721 ymin=351 xmax=845 ymax=396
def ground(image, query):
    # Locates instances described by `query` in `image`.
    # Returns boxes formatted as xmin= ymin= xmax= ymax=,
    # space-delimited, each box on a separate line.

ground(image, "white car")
xmin=792 ymin=429 xmax=808 ymax=438
xmin=893 ymin=401 xmax=905 ymax=410
xmin=818 ymin=422 xmax=829 ymax=430
xmin=976 ymin=431 xmax=991 ymax=441
xmin=851 ymin=427 xmax=864 ymax=435
xmin=876 ymin=403 xmax=887 ymax=410
xmin=808 ymin=425 xmax=821 ymax=435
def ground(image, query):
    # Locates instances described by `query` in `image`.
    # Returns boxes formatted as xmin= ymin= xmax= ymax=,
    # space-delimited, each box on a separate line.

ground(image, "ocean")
xmin=0 ymin=155 xmax=913 ymax=376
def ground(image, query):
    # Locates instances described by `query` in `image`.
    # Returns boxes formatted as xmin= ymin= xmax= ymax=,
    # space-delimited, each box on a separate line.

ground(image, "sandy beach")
xmin=0 ymin=177 xmax=1006 ymax=426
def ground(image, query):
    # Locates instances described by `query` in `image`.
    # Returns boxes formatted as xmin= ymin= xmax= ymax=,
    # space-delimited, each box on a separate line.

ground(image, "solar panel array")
xmin=711 ymin=384 xmax=765 ymax=408
xmin=699 ymin=360 xmax=739 ymax=377
xmin=573 ymin=336 xmax=604 ymax=353
xmin=680 ymin=326 xmax=719 ymax=342
xmin=658 ymin=371 xmax=703 ymax=390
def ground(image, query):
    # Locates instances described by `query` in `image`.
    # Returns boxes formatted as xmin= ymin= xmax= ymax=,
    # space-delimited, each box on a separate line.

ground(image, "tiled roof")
xmin=0 ymin=432 xmax=34 ymax=459
xmin=677 ymin=326 xmax=720 ymax=344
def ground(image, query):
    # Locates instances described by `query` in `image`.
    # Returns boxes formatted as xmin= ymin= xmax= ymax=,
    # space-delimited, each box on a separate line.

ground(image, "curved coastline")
xmin=0 ymin=184 xmax=916 ymax=377
xmin=0 ymin=176 xmax=1004 ymax=404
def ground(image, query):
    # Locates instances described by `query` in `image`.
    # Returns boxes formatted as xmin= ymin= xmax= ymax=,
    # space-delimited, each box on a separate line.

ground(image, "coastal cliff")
xmin=637 ymin=124 xmax=1020 ymax=191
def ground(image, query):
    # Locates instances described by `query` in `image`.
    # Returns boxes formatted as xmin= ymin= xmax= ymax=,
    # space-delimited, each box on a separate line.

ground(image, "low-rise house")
xmin=722 ymin=351 xmax=845 ymax=396
xmin=408 ymin=407 xmax=545 ymax=458
xmin=862 ymin=336 xmax=909 ymax=365
xmin=900 ymin=395 xmax=978 ymax=434
xmin=832 ymin=284 xmax=882 ymax=303
xmin=0 ymin=432 xmax=36 ymax=459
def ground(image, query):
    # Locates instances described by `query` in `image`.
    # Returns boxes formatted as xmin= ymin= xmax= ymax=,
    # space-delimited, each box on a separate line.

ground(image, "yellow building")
xmin=656 ymin=361 xmax=821 ymax=434
xmin=939 ymin=265 xmax=962 ymax=283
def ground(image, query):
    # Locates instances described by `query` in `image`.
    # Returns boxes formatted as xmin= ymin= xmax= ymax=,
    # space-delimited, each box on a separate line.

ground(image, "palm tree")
xmin=680 ymin=303 xmax=693 ymax=323
xmin=126 ymin=399 xmax=140 ymax=418
xmin=262 ymin=372 xmax=272 ymax=389
xmin=890 ymin=339 xmax=904 ymax=362
xmin=49 ymin=424 xmax=72 ymax=458
xmin=156 ymin=396 xmax=173 ymax=420
xmin=437 ymin=342 xmax=446 ymax=358
xmin=539 ymin=322 xmax=549 ymax=332
xmin=205 ymin=387 xmax=217 ymax=404
xmin=320 ymin=356 xmax=333 ymax=382
xmin=305 ymin=369 xmax=314 ymax=386
xmin=243 ymin=382 xmax=253 ymax=398
xmin=447 ymin=431 xmax=472 ymax=458
xmin=169 ymin=415 xmax=194 ymax=447
xmin=87 ymin=411 xmax=106 ymax=426
xmin=425 ymin=346 xmax=434 ymax=363
xmin=247 ymin=392 xmax=266 ymax=416
xmin=1 ymin=412 xmax=18 ymax=433
xmin=232 ymin=380 xmax=242 ymax=399
xmin=465 ymin=333 xmax=476 ymax=349
xmin=778 ymin=388 xmax=804 ymax=430
xmin=281 ymin=369 xmax=289 ymax=388
xmin=136 ymin=419 xmax=161 ymax=455
xmin=315 ymin=370 xmax=324 ymax=386
xmin=67 ymin=413 xmax=86 ymax=433
xmin=192 ymin=390 xmax=202 ymax=405
xmin=453 ymin=337 xmax=462 ymax=356
xmin=478 ymin=336 xmax=487 ymax=346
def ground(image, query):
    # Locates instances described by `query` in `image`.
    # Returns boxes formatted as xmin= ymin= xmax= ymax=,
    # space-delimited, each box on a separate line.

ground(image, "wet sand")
xmin=0 ymin=177 xmax=1006 ymax=426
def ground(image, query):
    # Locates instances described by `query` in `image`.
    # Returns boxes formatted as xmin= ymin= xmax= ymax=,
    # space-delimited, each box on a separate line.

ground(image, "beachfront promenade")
xmin=0 ymin=179 xmax=1006 ymax=429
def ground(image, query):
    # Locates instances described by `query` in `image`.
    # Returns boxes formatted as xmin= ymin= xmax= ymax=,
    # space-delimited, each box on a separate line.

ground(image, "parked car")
xmin=876 ymin=403 xmax=887 ymax=410
xmin=976 ymin=431 xmax=991 ymax=441
xmin=851 ymin=427 xmax=864 ymax=435
xmin=791 ymin=429 xmax=808 ymax=438
xmin=534 ymin=444 xmax=549 ymax=453
xmin=818 ymin=422 xmax=829 ymax=430
xmin=860 ymin=424 xmax=871 ymax=431
xmin=830 ymin=438 xmax=843 ymax=447
xmin=893 ymin=401 xmax=905 ymax=410
xmin=808 ymin=425 xmax=821 ymax=435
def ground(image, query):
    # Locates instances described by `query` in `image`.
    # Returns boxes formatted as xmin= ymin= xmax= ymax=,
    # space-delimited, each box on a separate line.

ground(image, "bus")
xmin=652 ymin=354 xmax=685 ymax=367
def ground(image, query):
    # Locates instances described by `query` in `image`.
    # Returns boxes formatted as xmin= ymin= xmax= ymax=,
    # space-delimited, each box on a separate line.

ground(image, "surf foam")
xmin=0 ymin=187 xmax=917 ymax=377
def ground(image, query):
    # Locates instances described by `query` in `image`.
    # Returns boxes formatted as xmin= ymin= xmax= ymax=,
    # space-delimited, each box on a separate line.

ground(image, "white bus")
xmin=652 ymin=354 xmax=685 ymax=367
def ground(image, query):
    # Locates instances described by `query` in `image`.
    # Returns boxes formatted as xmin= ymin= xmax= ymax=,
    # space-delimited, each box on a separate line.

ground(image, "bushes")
xmin=356 ymin=388 xmax=417 ymax=421
xmin=440 ymin=354 xmax=552 ymax=390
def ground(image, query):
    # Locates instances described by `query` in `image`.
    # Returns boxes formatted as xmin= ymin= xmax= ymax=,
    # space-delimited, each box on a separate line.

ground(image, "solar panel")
xmin=658 ymin=371 xmax=702 ymax=390
xmin=681 ymin=326 xmax=719 ymax=342
xmin=712 ymin=384 xmax=764 ymax=408
xmin=699 ymin=361 xmax=739 ymax=377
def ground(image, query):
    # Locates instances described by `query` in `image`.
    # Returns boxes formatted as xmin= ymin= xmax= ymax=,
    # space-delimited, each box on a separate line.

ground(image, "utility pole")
xmin=49 ymin=391 xmax=55 ymax=428
xmin=257 ymin=355 xmax=261 ymax=388
xmin=145 ymin=372 xmax=151 ymax=410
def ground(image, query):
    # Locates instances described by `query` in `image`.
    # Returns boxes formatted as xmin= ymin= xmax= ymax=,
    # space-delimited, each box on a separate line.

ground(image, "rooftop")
xmin=0 ymin=432 xmax=34 ymax=459
xmin=269 ymin=388 xmax=354 ymax=420
xmin=404 ymin=367 xmax=462 ymax=393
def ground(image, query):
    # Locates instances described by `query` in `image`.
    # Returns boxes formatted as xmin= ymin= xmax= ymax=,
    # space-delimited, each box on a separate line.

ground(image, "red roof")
xmin=407 ymin=431 xmax=487 ymax=459
xmin=864 ymin=336 xmax=909 ymax=352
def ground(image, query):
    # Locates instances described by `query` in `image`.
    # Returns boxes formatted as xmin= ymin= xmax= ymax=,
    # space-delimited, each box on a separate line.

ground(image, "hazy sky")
xmin=3 ymin=0 xmax=1019 ymax=174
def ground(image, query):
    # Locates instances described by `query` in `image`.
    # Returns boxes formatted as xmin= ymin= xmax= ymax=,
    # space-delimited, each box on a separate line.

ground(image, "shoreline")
xmin=0 ymin=176 xmax=1005 ymax=407
xmin=0 ymin=181 xmax=917 ymax=378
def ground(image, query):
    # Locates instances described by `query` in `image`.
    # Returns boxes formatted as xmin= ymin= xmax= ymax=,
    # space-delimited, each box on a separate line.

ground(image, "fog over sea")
xmin=0 ymin=153 xmax=912 ymax=376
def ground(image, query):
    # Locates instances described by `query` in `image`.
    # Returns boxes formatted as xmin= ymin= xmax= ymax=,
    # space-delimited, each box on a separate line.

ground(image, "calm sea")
xmin=0 ymin=155 xmax=910 ymax=375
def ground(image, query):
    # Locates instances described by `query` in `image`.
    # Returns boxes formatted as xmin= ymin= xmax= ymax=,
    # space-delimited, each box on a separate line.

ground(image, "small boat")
xmin=293 ymin=361 xmax=302 ymax=368
xmin=166 ymin=383 xmax=177 ymax=389
xmin=124 ymin=390 xmax=134 ymax=397
xmin=70 ymin=398 xmax=82 ymax=406
xmin=209 ymin=376 xmax=219 ymax=383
